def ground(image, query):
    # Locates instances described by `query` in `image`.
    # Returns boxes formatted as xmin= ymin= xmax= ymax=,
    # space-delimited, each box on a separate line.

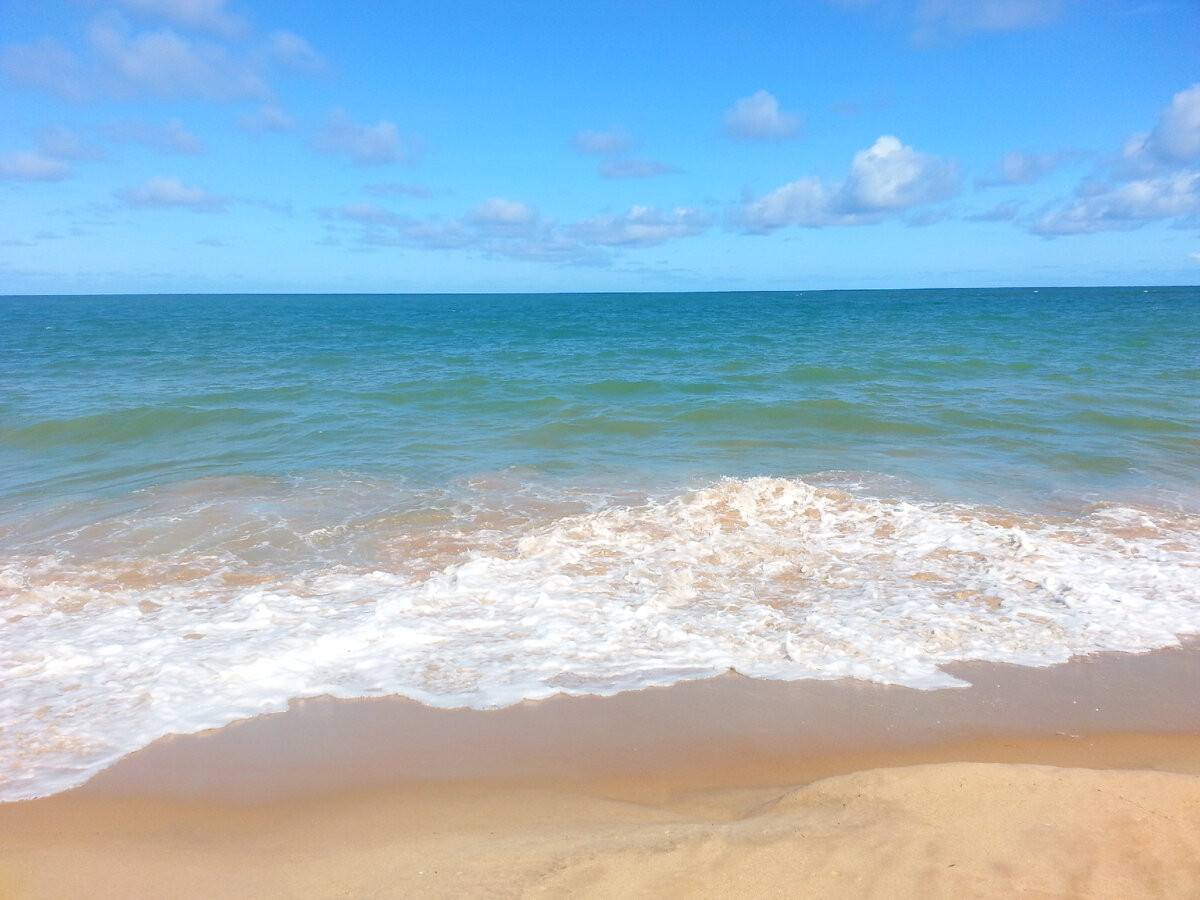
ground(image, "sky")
xmin=1 ymin=0 xmax=1198 ymax=294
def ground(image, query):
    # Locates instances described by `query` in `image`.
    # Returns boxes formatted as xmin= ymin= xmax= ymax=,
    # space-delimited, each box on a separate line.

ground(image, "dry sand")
xmin=1 ymin=645 xmax=1198 ymax=899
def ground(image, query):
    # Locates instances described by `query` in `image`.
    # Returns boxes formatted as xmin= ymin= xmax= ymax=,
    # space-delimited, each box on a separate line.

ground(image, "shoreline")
xmin=76 ymin=639 xmax=1200 ymax=802
xmin=2 ymin=645 xmax=1199 ymax=898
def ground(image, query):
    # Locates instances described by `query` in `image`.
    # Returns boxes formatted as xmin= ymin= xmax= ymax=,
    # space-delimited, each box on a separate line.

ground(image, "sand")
xmin=1 ymin=645 xmax=1198 ymax=899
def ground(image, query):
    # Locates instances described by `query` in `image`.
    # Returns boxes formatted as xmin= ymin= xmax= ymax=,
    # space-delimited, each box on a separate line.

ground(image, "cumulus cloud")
xmin=571 ymin=125 xmax=676 ymax=179
xmin=0 ymin=152 xmax=72 ymax=182
xmin=88 ymin=14 xmax=271 ymax=100
xmin=969 ymin=200 xmax=1023 ymax=221
xmin=237 ymin=104 xmax=296 ymax=134
xmin=365 ymin=182 xmax=434 ymax=199
xmin=1032 ymin=172 xmax=1200 ymax=235
xmin=0 ymin=126 xmax=107 ymax=182
xmin=38 ymin=126 xmax=106 ymax=161
xmin=106 ymin=0 xmax=246 ymax=37
xmin=105 ymin=118 xmax=205 ymax=154
xmin=2 ymin=11 xmax=323 ymax=103
xmin=741 ymin=177 xmax=842 ymax=230
xmin=408 ymin=202 xmax=603 ymax=262
xmin=569 ymin=206 xmax=710 ymax=247
xmin=842 ymin=135 xmax=959 ymax=210
xmin=723 ymin=90 xmax=802 ymax=141
xmin=740 ymin=135 xmax=959 ymax=231
xmin=325 ymin=195 xmax=707 ymax=263
xmin=263 ymin=31 xmax=327 ymax=73
xmin=911 ymin=0 xmax=1066 ymax=42
xmin=571 ymin=127 xmax=633 ymax=155
xmin=1124 ymin=83 xmax=1200 ymax=169
xmin=323 ymin=199 xmax=565 ymax=258
xmin=0 ymin=39 xmax=89 ymax=103
xmin=335 ymin=201 xmax=407 ymax=228
xmin=598 ymin=158 xmax=679 ymax=179
xmin=977 ymin=150 xmax=1064 ymax=187
xmin=116 ymin=174 xmax=228 ymax=211
xmin=1031 ymin=84 xmax=1200 ymax=235
xmin=841 ymin=0 xmax=1067 ymax=44
xmin=469 ymin=198 xmax=540 ymax=231
xmin=313 ymin=109 xmax=422 ymax=166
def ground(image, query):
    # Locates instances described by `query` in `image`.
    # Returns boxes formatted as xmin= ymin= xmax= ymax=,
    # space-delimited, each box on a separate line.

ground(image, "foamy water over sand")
xmin=2 ymin=289 xmax=1197 ymax=799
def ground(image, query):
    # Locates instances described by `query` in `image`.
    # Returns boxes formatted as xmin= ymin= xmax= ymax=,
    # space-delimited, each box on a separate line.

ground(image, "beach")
xmin=2 ymin=289 xmax=1198 ymax=896
xmin=4 ymin=0 xmax=1199 ymax=882
xmin=2 ymin=645 xmax=1198 ymax=899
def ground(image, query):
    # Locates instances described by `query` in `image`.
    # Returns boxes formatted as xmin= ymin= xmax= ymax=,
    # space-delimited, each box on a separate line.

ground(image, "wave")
xmin=2 ymin=474 xmax=1198 ymax=800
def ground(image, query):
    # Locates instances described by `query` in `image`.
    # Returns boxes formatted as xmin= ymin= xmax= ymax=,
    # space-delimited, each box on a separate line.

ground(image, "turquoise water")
xmin=3 ymin=287 xmax=1197 ymax=508
xmin=1 ymin=287 xmax=1198 ymax=799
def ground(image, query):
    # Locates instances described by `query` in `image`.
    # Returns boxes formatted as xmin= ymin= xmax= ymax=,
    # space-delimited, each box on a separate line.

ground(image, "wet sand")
xmin=1 ymin=645 xmax=1198 ymax=898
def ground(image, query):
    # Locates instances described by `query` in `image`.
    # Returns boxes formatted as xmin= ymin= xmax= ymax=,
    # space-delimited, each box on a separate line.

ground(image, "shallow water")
xmin=2 ymin=287 xmax=1198 ymax=799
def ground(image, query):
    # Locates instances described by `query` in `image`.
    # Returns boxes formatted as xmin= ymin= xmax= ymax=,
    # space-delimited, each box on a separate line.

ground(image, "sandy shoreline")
xmin=2 ymin=645 xmax=1198 ymax=898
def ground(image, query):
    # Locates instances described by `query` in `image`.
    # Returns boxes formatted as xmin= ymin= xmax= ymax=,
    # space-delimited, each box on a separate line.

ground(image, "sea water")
xmin=1 ymin=288 xmax=1198 ymax=800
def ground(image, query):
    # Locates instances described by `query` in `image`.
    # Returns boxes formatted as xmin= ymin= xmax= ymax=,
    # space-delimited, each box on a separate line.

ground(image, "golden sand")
xmin=1 ymin=647 xmax=1198 ymax=899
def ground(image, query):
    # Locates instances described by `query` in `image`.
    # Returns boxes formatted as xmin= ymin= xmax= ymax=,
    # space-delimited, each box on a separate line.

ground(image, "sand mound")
xmin=526 ymin=763 xmax=1200 ymax=899
xmin=3 ymin=762 xmax=1199 ymax=899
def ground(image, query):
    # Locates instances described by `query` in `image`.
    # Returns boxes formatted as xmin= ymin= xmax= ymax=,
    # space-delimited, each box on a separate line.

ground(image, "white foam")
xmin=2 ymin=476 xmax=1199 ymax=800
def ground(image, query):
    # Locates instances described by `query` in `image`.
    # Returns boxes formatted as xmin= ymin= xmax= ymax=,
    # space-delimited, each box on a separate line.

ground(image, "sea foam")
xmin=2 ymin=475 xmax=1198 ymax=801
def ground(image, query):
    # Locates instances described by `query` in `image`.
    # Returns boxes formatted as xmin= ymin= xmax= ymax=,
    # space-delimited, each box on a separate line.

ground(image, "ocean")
xmin=2 ymin=287 xmax=1198 ymax=801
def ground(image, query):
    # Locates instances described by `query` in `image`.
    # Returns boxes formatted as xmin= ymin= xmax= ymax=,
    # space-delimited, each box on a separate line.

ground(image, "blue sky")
xmin=2 ymin=0 xmax=1198 ymax=294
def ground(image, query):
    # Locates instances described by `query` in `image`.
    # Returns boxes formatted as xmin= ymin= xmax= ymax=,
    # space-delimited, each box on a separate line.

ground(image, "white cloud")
xmin=841 ymin=135 xmax=959 ymax=210
xmin=740 ymin=135 xmax=959 ymax=231
xmin=0 ymin=128 xmax=101 ymax=183
xmin=838 ymin=0 xmax=1067 ymax=43
xmin=571 ymin=127 xmax=632 ymax=155
xmin=569 ymin=124 xmax=682 ymax=182
xmin=105 ymin=118 xmax=205 ymax=154
xmin=1031 ymin=83 xmax=1200 ymax=235
xmin=39 ymin=126 xmax=106 ymax=161
xmin=117 ymin=174 xmax=228 ymax=211
xmin=238 ymin=104 xmax=296 ymax=134
xmin=977 ymin=150 xmax=1063 ymax=187
xmin=911 ymin=0 xmax=1066 ymax=42
xmin=264 ymin=31 xmax=327 ymax=73
xmin=571 ymin=127 xmax=676 ymax=179
xmin=741 ymin=176 xmax=843 ymax=230
xmin=0 ymin=39 xmax=89 ymax=102
xmin=88 ymin=14 xmax=270 ymax=100
xmin=598 ymin=157 xmax=678 ymax=179
xmin=327 ymin=196 xmax=705 ymax=263
xmin=313 ymin=110 xmax=422 ymax=166
xmin=723 ymin=90 xmax=802 ymax=141
xmin=469 ymin=198 xmax=540 ymax=230
xmin=398 ymin=219 xmax=473 ymax=251
xmin=969 ymin=200 xmax=1023 ymax=221
xmin=365 ymin=182 xmax=434 ymax=199
xmin=324 ymin=200 xmax=555 ymax=256
xmin=107 ymin=0 xmax=246 ymax=37
xmin=1126 ymin=83 xmax=1200 ymax=168
xmin=335 ymin=202 xmax=407 ymax=228
xmin=0 ymin=152 xmax=72 ymax=182
xmin=570 ymin=206 xmax=710 ymax=247
xmin=1032 ymin=172 xmax=1200 ymax=235
xmin=481 ymin=232 xmax=602 ymax=264
xmin=3 ymin=12 xmax=323 ymax=104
